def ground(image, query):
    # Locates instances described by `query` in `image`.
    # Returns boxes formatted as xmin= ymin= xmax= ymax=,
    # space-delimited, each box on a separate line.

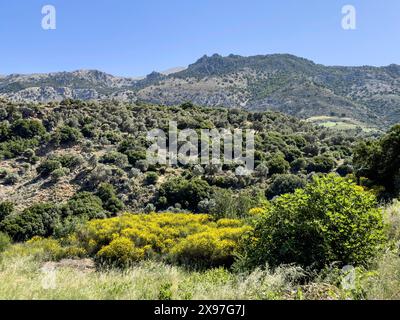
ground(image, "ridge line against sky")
xmin=0 ymin=0 xmax=399 ymax=77
xmin=1 ymin=53 xmax=400 ymax=79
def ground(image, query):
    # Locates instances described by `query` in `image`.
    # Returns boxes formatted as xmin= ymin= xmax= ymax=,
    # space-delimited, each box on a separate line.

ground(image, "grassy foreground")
xmin=1 ymin=200 xmax=400 ymax=300
xmin=0 ymin=251 xmax=304 ymax=300
xmin=1 ymin=247 xmax=400 ymax=300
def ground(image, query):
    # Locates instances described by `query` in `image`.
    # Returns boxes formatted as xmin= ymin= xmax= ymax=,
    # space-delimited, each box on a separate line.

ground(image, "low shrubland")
xmin=0 ymin=174 xmax=397 ymax=300
xmin=74 ymin=213 xmax=251 ymax=269
xmin=1 ymin=99 xmax=362 ymax=213
xmin=1 ymin=100 xmax=400 ymax=300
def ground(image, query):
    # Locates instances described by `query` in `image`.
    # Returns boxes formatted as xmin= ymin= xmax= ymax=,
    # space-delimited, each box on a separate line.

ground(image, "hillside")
xmin=1 ymin=99 xmax=400 ymax=301
xmin=1 ymin=54 xmax=400 ymax=128
xmin=0 ymin=99 xmax=366 ymax=213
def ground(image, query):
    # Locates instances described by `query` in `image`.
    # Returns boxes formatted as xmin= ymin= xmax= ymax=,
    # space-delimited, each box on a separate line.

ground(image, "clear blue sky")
xmin=0 ymin=0 xmax=399 ymax=76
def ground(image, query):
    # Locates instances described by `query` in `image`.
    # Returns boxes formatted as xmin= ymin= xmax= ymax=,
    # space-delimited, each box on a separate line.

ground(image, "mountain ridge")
xmin=1 ymin=53 xmax=400 ymax=128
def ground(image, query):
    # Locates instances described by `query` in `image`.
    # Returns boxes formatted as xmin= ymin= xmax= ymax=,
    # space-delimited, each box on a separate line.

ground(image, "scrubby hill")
xmin=1 ymin=54 xmax=400 ymax=128
xmin=1 ymin=99 xmax=400 ymax=300
xmin=0 ymin=99 xmax=365 ymax=213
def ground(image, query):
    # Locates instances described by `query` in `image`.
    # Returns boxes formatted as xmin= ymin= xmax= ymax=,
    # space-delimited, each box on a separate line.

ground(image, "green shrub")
xmin=0 ymin=201 xmax=14 ymax=221
xmin=135 ymin=159 xmax=149 ymax=172
xmin=307 ymin=155 xmax=335 ymax=173
xmin=354 ymin=125 xmax=400 ymax=196
xmin=51 ymin=167 xmax=70 ymax=181
xmin=23 ymin=148 xmax=36 ymax=162
xmin=4 ymin=173 xmax=19 ymax=185
xmin=53 ymin=215 xmax=88 ymax=239
xmin=207 ymin=188 xmax=266 ymax=219
xmin=290 ymin=158 xmax=307 ymax=173
xmin=242 ymin=174 xmax=386 ymax=270
xmin=62 ymin=192 xmax=107 ymax=220
xmin=53 ymin=125 xmax=82 ymax=146
xmin=1 ymin=203 xmax=60 ymax=241
xmin=0 ymin=137 xmax=40 ymax=159
xmin=10 ymin=119 xmax=46 ymax=139
xmin=97 ymin=183 xmax=124 ymax=215
xmin=255 ymin=163 xmax=269 ymax=178
xmin=55 ymin=154 xmax=84 ymax=170
xmin=266 ymin=174 xmax=307 ymax=199
xmin=336 ymin=163 xmax=354 ymax=177
xmin=144 ymin=203 xmax=156 ymax=213
xmin=124 ymin=149 xmax=147 ymax=165
xmin=158 ymin=177 xmax=210 ymax=211
xmin=266 ymin=155 xmax=290 ymax=175
xmin=0 ymin=122 xmax=11 ymax=142
xmin=146 ymin=172 xmax=159 ymax=185
xmin=99 ymin=151 xmax=128 ymax=168
xmin=81 ymin=124 xmax=97 ymax=138
xmin=37 ymin=159 xmax=62 ymax=177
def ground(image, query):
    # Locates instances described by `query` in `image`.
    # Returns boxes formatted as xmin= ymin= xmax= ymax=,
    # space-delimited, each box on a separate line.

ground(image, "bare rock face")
xmin=1 ymin=54 xmax=400 ymax=127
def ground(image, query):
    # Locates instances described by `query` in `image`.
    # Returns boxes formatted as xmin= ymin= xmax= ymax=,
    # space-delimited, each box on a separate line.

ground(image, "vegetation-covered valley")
xmin=1 ymin=98 xmax=400 ymax=300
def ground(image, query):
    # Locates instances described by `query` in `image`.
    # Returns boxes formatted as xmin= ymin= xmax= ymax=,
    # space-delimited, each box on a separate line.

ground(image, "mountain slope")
xmin=1 ymin=54 xmax=400 ymax=128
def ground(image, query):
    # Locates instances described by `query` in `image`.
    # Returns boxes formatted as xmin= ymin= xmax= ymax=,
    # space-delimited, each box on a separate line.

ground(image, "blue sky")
xmin=0 ymin=0 xmax=399 ymax=76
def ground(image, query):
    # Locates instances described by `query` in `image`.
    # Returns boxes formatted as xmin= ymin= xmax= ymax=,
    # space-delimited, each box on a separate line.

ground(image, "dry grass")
xmin=0 ymin=252 xmax=304 ymax=300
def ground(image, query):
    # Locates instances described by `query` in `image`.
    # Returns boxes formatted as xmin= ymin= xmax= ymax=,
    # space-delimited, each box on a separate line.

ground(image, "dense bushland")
xmin=354 ymin=124 xmax=400 ymax=197
xmin=241 ymin=174 xmax=386 ymax=270
xmin=1 ymin=99 xmax=363 ymax=212
xmin=1 ymin=99 xmax=400 ymax=300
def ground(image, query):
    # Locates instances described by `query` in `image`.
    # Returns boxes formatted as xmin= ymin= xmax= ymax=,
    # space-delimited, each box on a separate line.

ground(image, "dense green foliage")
xmin=266 ymin=174 xmax=307 ymax=199
xmin=157 ymin=177 xmax=211 ymax=211
xmin=242 ymin=175 xmax=386 ymax=270
xmin=96 ymin=183 xmax=125 ymax=214
xmin=0 ymin=99 xmax=363 ymax=216
xmin=37 ymin=159 xmax=62 ymax=177
xmin=0 ymin=201 xmax=14 ymax=221
xmin=354 ymin=124 xmax=400 ymax=197
xmin=1 ymin=99 xmax=398 ymax=301
xmin=52 ymin=125 xmax=82 ymax=146
xmin=62 ymin=192 xmax=107 ymax=220
xmin=10 ymin=119 xmax=46 ymax=139
xmin=0 ymin=203 xmax=60 ymax=242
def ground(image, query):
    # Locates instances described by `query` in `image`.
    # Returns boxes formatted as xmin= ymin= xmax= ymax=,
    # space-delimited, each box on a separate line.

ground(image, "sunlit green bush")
xmin=242 ymin=174 xmax=386 ymax=270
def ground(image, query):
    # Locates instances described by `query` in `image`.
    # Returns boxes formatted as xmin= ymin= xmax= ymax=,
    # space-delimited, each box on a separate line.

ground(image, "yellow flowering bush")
xmin=76 ymin=213 xmax=251 ymax=268
xmin=1 ymin=236 xmax=87 ymax=261
xmin=96 ymin=237 xmax=146 ymax=267
xmin=27 ymin=237 xmax=64 ymax=259
xmin=248 ymin=207 xmax=265 ymax=217
xmin=216 ymin=219 xmax=243 ymax=228
xmin=170 ymin=229 xmax=244 ymax=268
